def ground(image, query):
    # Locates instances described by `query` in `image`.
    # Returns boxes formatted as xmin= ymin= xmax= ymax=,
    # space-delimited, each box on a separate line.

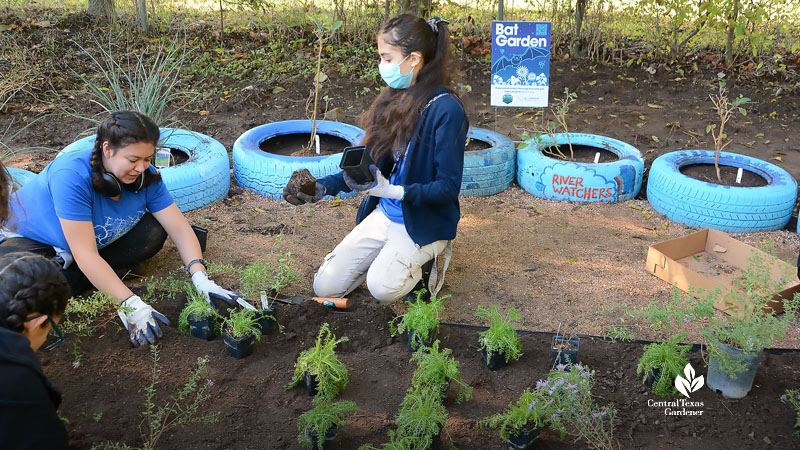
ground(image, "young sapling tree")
xmin=287 ymin=323 xmax=350 ymax=400
xmin=475 ymin=305 xmax=523 ymax=364
xmin=707 ymin=81 xmax=750 ymax=182
xmin=304 ymin=14 xmax=342 ymax=155
xmin=519 ymin=87 xmax=577 ymax=160
xmin=297 ymin=399 xmax=358 ymax=450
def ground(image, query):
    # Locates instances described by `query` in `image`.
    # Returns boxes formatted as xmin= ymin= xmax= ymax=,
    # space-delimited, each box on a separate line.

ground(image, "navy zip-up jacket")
xmin=317 ymin=88 xmax=469 ymax=247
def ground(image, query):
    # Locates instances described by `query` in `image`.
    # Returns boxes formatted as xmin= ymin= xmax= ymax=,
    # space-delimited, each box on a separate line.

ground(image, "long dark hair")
xmin=0 ymin=252 xmax=70 ymax=332
xmin=0 ymin=162 xmax=10 ymax=226
xmin=91 ymin=111 xmax=162 ymax=195
xmin=360 ymin=14 xmax=458 ymax=162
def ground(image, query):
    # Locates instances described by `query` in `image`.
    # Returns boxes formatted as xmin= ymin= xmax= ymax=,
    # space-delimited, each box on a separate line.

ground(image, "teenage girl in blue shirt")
xmin=284 ymin=14 xmax=469 ymax=302
xmin=0 ymin=111 xmax=239 ymax=346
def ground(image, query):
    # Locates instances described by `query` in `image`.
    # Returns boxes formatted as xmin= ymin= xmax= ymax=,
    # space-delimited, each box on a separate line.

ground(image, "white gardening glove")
xmin=191 ymin=271 xmax=241 ymax=307
xmin=117 ymin=295 xmax=170 ymax=347
xmin=363 ymin=165 xmax=404 ymax=200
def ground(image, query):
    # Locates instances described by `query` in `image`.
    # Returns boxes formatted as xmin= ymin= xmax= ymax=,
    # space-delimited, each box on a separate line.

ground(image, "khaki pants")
xmin=313 ymin=210 xmax=448 ymax=302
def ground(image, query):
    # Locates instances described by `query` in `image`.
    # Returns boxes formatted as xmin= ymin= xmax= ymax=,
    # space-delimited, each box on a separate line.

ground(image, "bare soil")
xmin=3 ymin=13 xmax=800 ymax=450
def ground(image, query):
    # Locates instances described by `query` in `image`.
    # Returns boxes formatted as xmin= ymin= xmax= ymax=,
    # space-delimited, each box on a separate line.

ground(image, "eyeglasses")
xmin=24 ymin=314 xmax=64 ymax=352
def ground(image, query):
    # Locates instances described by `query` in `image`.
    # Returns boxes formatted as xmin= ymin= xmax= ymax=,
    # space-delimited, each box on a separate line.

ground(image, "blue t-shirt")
xmin=378 ymin=151 xmax=407 ymax=224
xmin=7 ymin=148 xmax=174 ymax=252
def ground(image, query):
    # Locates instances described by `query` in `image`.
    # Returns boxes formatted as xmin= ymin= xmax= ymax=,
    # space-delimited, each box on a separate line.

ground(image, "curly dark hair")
xmin=0 ymin=162 xmax=11 ymax=225
xmin=0 ymin=252 xmax=70 ymax=332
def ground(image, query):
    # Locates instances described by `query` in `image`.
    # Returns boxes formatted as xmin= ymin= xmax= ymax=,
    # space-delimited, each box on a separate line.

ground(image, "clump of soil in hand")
xmin=287 ymin=169 xmax=317 ymax=196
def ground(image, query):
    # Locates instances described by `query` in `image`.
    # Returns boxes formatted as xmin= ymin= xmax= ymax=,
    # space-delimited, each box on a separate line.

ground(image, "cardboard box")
xmin=645 ymin=228 xmax=800 ymax=314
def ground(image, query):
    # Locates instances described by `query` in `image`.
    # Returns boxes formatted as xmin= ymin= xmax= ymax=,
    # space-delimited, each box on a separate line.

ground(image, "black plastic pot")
xmin=481 ymin=348 xmax=508 ymax=370
xmin=255 ymin=304 xmax=278 ymax=335
xmin=304 ymin=425 xmax=337 ymax=450
xmin=429 ymin=429 xmax=442 ymax=450
xmin=223 ymin=331 xmax=254 ymax=359
xmin=339 ymin=145 xmax=374 ymax=184
xmin=506 ymin=426 xmax=540 ymax=450
xmin=645 ymin=367 xmax=662 ymax=387
xmin=188 ymin=315 xmax=216 ymax=341
xmin=408 ymin=329 xmax=432 ymax=353
xmin=191 ymin=225 xmax=208 ymax=253
xmin=304 ymin=372 xmax=319 ymax=397
xmin=551 ymin=336 xmax=580 ymax=367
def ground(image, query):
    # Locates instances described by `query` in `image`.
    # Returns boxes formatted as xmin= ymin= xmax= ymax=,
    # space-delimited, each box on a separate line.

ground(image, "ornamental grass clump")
xmin=222 ymin=308 xmax=261 ymax=340
xmin=287 ymin=323 xmax=349 ymax=400
xmin=636 ymin=332 xmax=692 ymax=397
xmin=475 ymin=305 xmax=523 ymax=363
xmin=477 ymin=388 xmax=553 ymax=441
xmin=534 ymin=363 xmax=617 ymax=450
xmin=390 ymin=293 xmax=448 ymax=349
xmin=177 ymin=286 xmax=220 ymax=334
xmin=297 ymin=399 xmax=358 ymax=450
xmin=410 ymin=339 xmax=472 ymax=404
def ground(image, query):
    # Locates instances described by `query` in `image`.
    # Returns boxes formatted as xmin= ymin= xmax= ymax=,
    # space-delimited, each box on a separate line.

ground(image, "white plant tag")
xmin=236 ymin=298 xmax=257 ymax=311
xmin=594 ymin=152 xmax=600 ymax=163
xmin=260 ymin=291 xmax=269 ymax=309
xmin=735 ymin=167 xmax=743 ymax=184
xmin=315 ymin=134 xmax=321 ymax=155
xmin=155 ymin=148 xmax=171 ymax=169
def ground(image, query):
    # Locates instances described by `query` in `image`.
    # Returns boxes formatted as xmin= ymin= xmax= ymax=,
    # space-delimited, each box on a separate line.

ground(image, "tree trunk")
xmin=396 ymin=0 xmax=421 ymax=14
xmin=725 ymin=0 xmax=739 ymax=66
xmin=87 ymin=0 xmax=114 ymax=18
xmin=570 ymin=0 xmax=590 ymax=58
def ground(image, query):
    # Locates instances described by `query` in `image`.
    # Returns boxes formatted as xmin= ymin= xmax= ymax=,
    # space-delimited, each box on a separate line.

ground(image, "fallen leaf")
xmin=315 ymin=72 xmax=328 ymax=83
xmin=629 ymin=204 xmax=643 ymax=211
xmin=297 ymin=221 xmax=308 ymax=227
xmin=772 ymin=156 xmax=783 ymax=162
xmin=252 ymin=207 xmax=266 ymax=213
xmin=199 ymin=110 xmax=209 ymax=116
xmin=661 ymin=221 xmax=669 ymax=230
xmin=589 ymin=80 xmax=597 ymax=86
xmin=330 ymin=198 xmax=343 ymax=207
xmin=272 ymin=86 xmax=286 ymax=94
xmin=651 ymin=135 xmax=660 ymax=143
xmin=647 ymin=103 xmax=664 ymax=109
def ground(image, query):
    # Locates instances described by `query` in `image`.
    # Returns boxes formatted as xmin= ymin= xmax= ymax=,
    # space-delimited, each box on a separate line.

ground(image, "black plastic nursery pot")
xmin=223 ymin=332 xmax=255 ymax=359
xmin=304 ymin=372 xmax=319 ymax=397
xmin=551 ymin=336 xmax=580 ymax=367
xmin=255 ymin=304 xmax=278 ymax=335
xmin=191 ymin=225 xmax=208 ymax=253
xmin=408 ymin=329 xmax=433 ymax=353
xmin=304 ymin=425 xmax=337 ymax=450
xmin=481 ymin=348 xmax=508 ymax=371
xmin=645 ymin=367 xmax=662 ymax=387
xmin=506 ymin=426 xmax=540 ymax=450
xmin=188 ymin=315 xmax=217 ymax=341
xmin=339 ymin=145 xmax=374 ymax=184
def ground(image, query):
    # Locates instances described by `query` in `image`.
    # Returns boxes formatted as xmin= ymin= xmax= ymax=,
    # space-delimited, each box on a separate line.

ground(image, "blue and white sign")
xmin=490 ymin=21 xmax=551 ymax=108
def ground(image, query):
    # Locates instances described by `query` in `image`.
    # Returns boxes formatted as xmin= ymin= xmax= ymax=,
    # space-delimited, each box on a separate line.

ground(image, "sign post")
xmin=490 ymin=21 xmax=552 ymax=108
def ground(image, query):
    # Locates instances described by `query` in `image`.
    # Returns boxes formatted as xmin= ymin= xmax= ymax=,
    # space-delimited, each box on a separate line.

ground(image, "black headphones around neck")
xmin=101 ymin=171 xmax=145 ymax=197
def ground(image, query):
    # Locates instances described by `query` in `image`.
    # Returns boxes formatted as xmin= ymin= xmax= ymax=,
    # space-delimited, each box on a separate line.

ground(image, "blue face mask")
xmin=379 ymin=54 xmax=415 ymax=89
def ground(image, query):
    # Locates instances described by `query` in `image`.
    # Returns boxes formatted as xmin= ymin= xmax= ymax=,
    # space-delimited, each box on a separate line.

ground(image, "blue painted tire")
xmin=646 ymin=150 xmax=797 ymax=232
xmin=232 ymin=120 xmax=365 ymax=199
xmin=7 ymin=167 xmax=36 ymax=190
xmin=61 ymin=128 xmax=230 ymax=212
xmin=517 ymin=133 xmax=644 ymax=202
xmin=460 ymin=127 xmax=515 ymax=197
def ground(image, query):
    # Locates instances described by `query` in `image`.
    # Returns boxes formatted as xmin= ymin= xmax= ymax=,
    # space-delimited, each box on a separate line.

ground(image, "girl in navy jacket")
xmin=284 ymin=14 xmax=469 ymax=302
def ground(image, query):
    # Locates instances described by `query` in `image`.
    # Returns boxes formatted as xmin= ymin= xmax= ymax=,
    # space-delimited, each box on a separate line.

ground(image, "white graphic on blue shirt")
xmin=94 ymin=211 xmax=145 ymax=249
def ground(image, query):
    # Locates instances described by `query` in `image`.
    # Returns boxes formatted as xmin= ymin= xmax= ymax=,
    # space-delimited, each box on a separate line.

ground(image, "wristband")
xmin=185 ymin=258 xmax=207 ymax=274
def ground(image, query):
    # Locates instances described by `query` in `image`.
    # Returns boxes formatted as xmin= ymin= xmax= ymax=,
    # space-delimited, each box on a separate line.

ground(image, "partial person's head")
xmin=361 ymin=14 xmax=457 ymax=161
xmin=0 ymin=162 xmax=10 ymax=225
xmin=0 ymin=252 xmax=70 ymax=351
xmin=90 ymin=111 xmax=162 ymax=196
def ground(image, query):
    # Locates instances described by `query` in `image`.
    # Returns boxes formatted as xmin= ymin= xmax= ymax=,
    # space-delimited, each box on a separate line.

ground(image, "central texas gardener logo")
xmin=675 ymin=363 xmax=704 ymax=398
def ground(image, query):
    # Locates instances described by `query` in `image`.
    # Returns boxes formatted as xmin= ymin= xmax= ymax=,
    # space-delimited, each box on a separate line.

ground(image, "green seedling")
xmin=287 ymin=323 xmax=349 ymax=400
xmin=636 ymin=332 xmax=692 ymax=397
xmin=389 ymin=292 xmax=448 ymax=349
xmin=410 ymin=340 xmax=472 ymax=404
xmin=475 ymin=305 xmax=523 ymax=363
xmin=297 ymin=399 xmax=358 ymax=450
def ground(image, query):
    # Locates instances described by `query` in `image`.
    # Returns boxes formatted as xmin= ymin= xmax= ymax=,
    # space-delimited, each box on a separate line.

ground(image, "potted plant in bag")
xmin=410 ymin=340 xmax=472 ymax=405
xmin=475 ymin=305 xmax=523 ymax=370
xmin=477 ymin=388 xmax=553 ymax=449
xmin=178 ymin=286 xmax=221 ymax=340
xmin=699 ymin=245 xmax=800 ymax=398
xmin=551 ymin=325 xmax=580 ymax=368
xmin=390 ymin=292 xmax=448 ymax=352
xmin=297 ymin=398 xmax=358 ymax=450
xmin=222 ymin=308 xmax=261 ymax=359
xmin=287 ymin=323 xmax=349 ymax=400
xmin=636 ymin=332 xmax=692 ymax=397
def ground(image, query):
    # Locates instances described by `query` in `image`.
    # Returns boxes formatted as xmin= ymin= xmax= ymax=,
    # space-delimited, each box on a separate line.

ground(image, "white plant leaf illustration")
xmin=675 ymin=375 xmax=691 ymax=398
xmin=684 ymin=363 xmax=695 ymax=381
xmin=690 ymin=375 xmax=705 ymax=392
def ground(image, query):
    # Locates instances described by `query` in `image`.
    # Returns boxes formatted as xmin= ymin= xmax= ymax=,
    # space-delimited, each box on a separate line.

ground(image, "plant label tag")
xmin=260 ymin=291 xmax=268 ymax=309
xmin=155 ymin=148 xmax=171 ymax=169
xmin=735 ymin=167 xmax=743 ymax=184
xmin=594 ymin=152 xmax=600 ymax=163
xmin=315 ymin=134 xmax=321 ymax=155
xmin=236 ymin=298 xmax=258 ymax=311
